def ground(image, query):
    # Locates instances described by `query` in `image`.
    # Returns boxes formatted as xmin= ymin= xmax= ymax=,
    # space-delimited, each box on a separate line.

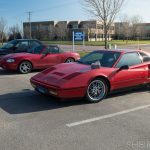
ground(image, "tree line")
xmin=0 ymin=17 xmax=22 ymax=44
xmin=114 ymin=15 xmax=144 ymax=41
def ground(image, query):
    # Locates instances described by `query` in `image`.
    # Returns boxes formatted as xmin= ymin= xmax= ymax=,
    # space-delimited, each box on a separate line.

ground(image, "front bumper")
xmin=0 ymin=61 xmax=18 ymax=70
xmin=30 ymin=78 xmax=86 ymax=99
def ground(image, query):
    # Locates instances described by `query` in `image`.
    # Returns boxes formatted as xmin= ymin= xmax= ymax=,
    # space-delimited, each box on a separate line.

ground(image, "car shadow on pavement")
xmin=0 ymin=86 xmax=149 ymax=115
xmin=0 ymin=89 xmax=87 ymax=114
xmin=0 ymin=68 xmax=19 ymax=75
xmin=107 ymin=85 xmax=150 ymax=99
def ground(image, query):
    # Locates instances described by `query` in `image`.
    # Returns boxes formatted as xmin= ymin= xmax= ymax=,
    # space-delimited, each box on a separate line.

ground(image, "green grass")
xmin=43 ymin=40 xmax=150 ymax=46
xmin=78 ymin=51 xmax=90 ymax=57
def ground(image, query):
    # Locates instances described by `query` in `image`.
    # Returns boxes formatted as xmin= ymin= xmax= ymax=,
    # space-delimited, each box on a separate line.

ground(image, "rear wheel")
xmin=18 ymin=61 xmax=32 ymax=74
xmin=86 ymin=78 xmax=108 ymax=103
xmin=65 ymin=58 xmax=75 ymax=63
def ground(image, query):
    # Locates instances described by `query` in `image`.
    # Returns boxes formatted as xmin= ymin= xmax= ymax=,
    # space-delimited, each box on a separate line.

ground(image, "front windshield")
xmin=78 ymin=51 xmax=121 ymax=68
xmin=1 ymin=40 xmax=18 ymax=50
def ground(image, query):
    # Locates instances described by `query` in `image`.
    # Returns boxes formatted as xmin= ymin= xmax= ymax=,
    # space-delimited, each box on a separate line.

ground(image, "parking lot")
xmin=0 ymin=67 xmax=150 ymax=150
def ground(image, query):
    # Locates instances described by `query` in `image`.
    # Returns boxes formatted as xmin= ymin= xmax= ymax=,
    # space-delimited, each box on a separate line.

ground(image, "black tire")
xmin=86 ymin=78 xmax=108 ymax=103
xmin=18 ymin=61 xmax=32 ymax=74
xmin=65 ymin=58 xmax=75 ymax=63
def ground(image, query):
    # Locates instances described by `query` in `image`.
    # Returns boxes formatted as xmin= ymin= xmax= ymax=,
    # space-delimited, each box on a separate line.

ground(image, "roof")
xmin=13 ymin=39 xmax=40 ymax=41
xmin=95 ymin=49 xmax=142 ymax=53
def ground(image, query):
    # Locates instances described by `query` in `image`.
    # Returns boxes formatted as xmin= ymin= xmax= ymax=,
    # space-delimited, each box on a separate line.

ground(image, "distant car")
xmin=0 ymin=45 xmax=80 ymax=74
xmin=30 ymin=49 xmax=150 ymax=103
xmin=0 ymin=39 xmax=42 ymax=58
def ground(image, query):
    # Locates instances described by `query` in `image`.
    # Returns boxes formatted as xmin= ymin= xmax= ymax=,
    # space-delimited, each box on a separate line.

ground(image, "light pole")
xmin=27 ymin=11 xmax=32 ymax=39
xmin=137 ymin=31 xmax=140 ymax=49
xmin=137 ymin=37 xmax=140 ymax=49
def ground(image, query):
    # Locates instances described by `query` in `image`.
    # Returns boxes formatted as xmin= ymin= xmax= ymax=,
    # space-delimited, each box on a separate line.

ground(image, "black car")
xmin=0 ymin=39 xmax=42 ymax=58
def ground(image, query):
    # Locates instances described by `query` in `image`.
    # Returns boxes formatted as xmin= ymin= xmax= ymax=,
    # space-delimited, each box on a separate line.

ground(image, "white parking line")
xmin=66 ymin=104 xmax=150 ymax=127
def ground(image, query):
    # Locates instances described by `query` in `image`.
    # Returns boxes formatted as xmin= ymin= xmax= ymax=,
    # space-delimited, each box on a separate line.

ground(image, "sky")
xmin=0 ymin=0 xmax=150 ymax=28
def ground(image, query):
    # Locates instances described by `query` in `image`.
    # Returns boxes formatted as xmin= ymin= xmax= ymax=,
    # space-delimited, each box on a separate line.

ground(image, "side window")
xmin=139 ymin=52 xmax=150 ymax=63
xmin=116 ymin=52 xmax=142 ymax=68
xmin=34 ymin=45 xmax=44 ymax=54
xmin=139 ymin=52 xmax=148 ymax=58
xmin=29 ymin=41 xmax=41 ymax=48
xmin=16 ymin=41 xmax=29 ymax=51
xmin=49 ymin=46 xmax=59 ymax=54
xmin=82 ymin=53 xmax=103 ymax=62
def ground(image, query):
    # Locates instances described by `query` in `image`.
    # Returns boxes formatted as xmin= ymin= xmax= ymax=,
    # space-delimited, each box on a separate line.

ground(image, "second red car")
xmin=0 ymin=45 xmax=80 ymax=74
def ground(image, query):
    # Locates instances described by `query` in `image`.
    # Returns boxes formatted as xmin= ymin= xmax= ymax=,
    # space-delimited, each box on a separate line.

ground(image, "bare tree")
xmin=83 ymin=0 xmax=125 ymax=48
xmin=119 ymin=15 xmax=131 ymax=42
xmin=0 ymin=17 xmax=7 ymax=44
xmin=130 ymin=15 xmax=143 ymax=40
xmin=8 ymin=24 xmax=22 ymax=40
xmin=118 ymin=15 xmax=143 ymax=41
xmin=55 ymin=22 xmax=68 ymax=40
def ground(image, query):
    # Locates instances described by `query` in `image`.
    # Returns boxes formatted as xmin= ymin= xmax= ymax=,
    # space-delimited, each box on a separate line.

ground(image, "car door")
xmin=27 ymin=45 xmax=46 ymax=69
xmin=39 ymin=46 xmax=62 ymax=68
xmin=111 ymin=52 xmax=148 ymax=90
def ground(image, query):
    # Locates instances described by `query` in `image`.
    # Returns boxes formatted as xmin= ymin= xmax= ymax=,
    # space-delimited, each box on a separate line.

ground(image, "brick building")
xmin=23 ymin=20 xmax=115 ymax=41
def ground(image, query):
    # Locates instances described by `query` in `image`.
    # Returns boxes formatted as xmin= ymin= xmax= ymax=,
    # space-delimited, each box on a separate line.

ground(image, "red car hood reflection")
xmin=32 ymin=63 xmax=90 ymax=83
xmin=32 ymin=62 xmax=111 ymax=87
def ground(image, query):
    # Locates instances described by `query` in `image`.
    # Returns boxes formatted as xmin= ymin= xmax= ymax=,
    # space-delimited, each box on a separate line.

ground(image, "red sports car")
xmin=30 ymin=49 xmax=150 ymax=103
xmin=0 ymin=45 xmax=80 ymax=74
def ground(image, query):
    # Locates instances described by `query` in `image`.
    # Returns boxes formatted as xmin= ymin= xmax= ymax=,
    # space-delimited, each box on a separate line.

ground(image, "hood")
xmin=31 ymin=62 xmax=113 ymax=87
xmin=32 ymin=62 xmax=91 ymax=85
xmin=51 ymin=62 xmax=91 ymax=74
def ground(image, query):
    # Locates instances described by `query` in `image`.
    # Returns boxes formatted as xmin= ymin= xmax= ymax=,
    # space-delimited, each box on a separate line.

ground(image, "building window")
xmin=97 ymin=25 xmax=103 ymax=29
xmin=72 ymin=24 xmax=78 ymax=29
xmin=39 ymin=25 xmax=49 ymax=31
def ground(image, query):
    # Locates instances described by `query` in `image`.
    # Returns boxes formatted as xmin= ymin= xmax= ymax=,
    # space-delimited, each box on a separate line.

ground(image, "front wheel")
xmin=86 ymin=78 xmax=108 ymax=103
xmin=65 ymin=58 xmax=75 ymax=63
xmin=18 ymin=61 xmax=32 ymax=74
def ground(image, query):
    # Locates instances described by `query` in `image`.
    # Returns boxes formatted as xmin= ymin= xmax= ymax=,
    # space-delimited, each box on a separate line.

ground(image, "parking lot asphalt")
xmin=0 ymin=68 xmax=150 ymax=150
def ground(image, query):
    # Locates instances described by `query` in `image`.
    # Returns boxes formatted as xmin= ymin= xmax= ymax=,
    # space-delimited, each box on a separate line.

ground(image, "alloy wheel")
xmin=87 ymin=79 xmax=108 ymax=102
xmin=19 ymin=61 xmax=32 ymax=74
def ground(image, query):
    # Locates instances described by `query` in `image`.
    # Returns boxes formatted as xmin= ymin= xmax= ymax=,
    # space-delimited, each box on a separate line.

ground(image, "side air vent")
xmin=42 ymin=67 xmax=56 ymax=74
xmin=63 ymin=72 xmax=81 ymax=80
xmin=53 ymin=72 xmax=65 ymax=76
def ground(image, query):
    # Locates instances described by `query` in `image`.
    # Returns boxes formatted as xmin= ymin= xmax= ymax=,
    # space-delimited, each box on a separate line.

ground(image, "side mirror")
xmin=43 ymin=51 xmax=50 ymax=56
xmin=91 ymin=61 xmax=101 ymax=69
xmin=119 ymin=65 xmax=129 ymax=71
xmin=143 ymin=56 xmax=150 ymax=62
